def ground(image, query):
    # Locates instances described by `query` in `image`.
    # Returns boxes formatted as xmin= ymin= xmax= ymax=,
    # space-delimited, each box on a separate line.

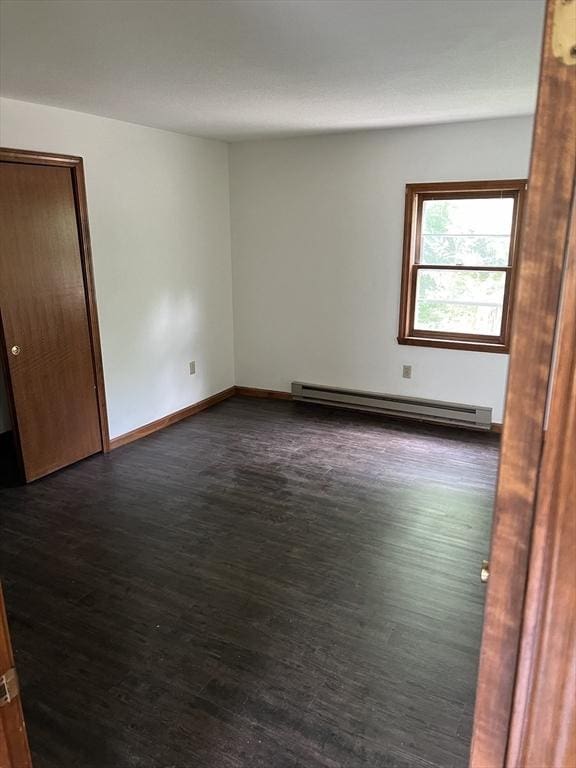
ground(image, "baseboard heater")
xmin=291 ymin=381 xmax=492 ymax=431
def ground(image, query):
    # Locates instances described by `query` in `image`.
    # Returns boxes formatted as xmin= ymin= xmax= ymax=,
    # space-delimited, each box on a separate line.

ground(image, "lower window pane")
xmin=414 ymin=269 xmax=506 ymax=336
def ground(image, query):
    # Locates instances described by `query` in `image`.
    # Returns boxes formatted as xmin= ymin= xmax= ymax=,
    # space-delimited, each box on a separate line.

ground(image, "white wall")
xmin=0 ymin=107 xmax=533 ymax=437
xmin=0 ymin=97 xmax=234 ymax=438
xmin=229 ymin=116 xmax=533 ymax=423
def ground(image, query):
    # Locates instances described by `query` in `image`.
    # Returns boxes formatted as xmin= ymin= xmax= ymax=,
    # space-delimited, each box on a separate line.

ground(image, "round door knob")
xmin=10 ymin=345 xmax=21 ymax=356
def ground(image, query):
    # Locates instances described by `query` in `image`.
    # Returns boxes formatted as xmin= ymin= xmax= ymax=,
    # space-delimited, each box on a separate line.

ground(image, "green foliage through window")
xmin=414 ymin=197 xmax=512 ymax=335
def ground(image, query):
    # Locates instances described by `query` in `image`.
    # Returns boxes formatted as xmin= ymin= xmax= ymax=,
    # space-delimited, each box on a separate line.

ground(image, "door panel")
xmin=505 ymin=198 xmax=576 ymax=767
xmin=470 ymin=0 xmax=576 ymax=763
xmin=0 ymin=162 xmax=102 ymax=481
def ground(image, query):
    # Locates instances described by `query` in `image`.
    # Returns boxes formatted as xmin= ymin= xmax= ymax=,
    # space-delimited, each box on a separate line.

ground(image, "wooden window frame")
xmin=397 ymin=179 xmax=527 ymax=353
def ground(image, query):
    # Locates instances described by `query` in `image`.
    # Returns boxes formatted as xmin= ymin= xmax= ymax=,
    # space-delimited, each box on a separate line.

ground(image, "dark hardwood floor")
xmin=0 ymin=396 xmax=499 ymax=768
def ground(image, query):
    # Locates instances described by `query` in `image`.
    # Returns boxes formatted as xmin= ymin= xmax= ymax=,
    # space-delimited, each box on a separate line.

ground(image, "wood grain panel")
xmin=470 ymin=0 xmax=576 ymax=763
xmin=0 ymin=161 xmax=102 ymax=480
xmin=506 ymin=194 xmax=576 ymax=767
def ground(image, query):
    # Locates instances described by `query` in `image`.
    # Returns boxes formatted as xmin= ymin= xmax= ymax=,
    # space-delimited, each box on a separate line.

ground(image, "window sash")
xmin=415 ymin=192 xmax=519 ymax=269
xmin=409 ymin=265 xmax=512 ymax=344
xmin=397 ymin=180 xmax=526 ymax=353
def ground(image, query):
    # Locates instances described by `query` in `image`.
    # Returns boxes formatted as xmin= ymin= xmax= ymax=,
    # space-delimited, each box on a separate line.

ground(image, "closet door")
xmin=0 ymin=160 xmax=102 ymax=481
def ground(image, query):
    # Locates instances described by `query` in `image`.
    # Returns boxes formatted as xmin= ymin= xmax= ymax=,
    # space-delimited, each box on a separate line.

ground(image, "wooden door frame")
xmin=506 ymin=179 xmax=576 ymax=768
xmin=0 ymin=147 xmax=110 ymax=457
xmin=470 ymin=0 xmax=576 ymax=764
xmin=0 ymin=583 xmax=32 ymax=768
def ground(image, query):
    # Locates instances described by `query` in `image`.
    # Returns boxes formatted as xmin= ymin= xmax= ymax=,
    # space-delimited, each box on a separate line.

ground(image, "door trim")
xmin=470 ymin=0 xmax=576 ymax=764
xmin=506 ymin=189 xmax=576 ymax=768
xmin=0 ymin=583 xmax=32 ymax=768
xmin=0 ymin=147 xmax=110 ymax=454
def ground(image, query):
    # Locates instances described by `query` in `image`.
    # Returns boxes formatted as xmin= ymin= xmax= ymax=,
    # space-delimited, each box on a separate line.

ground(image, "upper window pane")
xmin=420 ymin=197 xmax=514 ymax=266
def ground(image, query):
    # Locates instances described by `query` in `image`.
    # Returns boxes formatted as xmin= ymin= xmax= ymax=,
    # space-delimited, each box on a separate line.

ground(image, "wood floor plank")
xmin=0 ymin=397 xmax=498 ymax=768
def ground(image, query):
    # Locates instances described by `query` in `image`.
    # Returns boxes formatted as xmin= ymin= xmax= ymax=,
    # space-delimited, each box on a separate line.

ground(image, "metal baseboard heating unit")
xmin=291 ymin=382 xmax=492 ymax=431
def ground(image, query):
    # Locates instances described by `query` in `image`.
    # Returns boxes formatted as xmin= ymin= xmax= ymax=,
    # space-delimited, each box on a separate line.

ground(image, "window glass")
xmin=414 ymin=269 xmax=506 ymax=336
xmin=420 ymin=197 xmax=514 ymax=266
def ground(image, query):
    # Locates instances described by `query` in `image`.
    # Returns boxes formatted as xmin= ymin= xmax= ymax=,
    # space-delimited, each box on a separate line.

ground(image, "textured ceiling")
xmin=0 ymin=0 xmax=545 ymax=141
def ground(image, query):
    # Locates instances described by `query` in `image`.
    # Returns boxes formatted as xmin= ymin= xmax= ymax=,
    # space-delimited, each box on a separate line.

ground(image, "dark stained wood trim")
xmin=234 ymin=386 xmax=293 ymax=400
xmin=490 ymin=423 xmax=503 ymax=434
xmin=0 ymin=147 xmax=82 ymax=168
xmin=398 ymin=179 xmax=526 ymax=354
xmin=470 ymin=0 xmax=576 ymax=763
xmin=109 ymin=387 xmax=236 ymax=449
xmin=0 ymin=147 xmax=110 ymax=453
xmin=505 ymin=185 xmax=576 ymax=768
xmin=0 ymin=584 xmax=32 ymax=768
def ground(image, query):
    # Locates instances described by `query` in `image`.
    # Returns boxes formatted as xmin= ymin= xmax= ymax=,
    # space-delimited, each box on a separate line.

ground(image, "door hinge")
xmin=553 ymin=0 xmax=576 ymax=65
xmin=0 ymin=667 xmax=19 ymax=706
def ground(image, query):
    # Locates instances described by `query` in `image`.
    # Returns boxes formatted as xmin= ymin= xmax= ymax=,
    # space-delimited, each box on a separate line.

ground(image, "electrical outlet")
xmin=402 ymin=364 xmax=412 ymax=379
xmin=189 ymin=361 xmax=196 ymax=375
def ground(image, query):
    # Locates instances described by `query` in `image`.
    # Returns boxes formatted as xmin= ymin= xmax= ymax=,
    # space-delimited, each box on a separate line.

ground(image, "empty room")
xmin=0 ymin=1 xmax=574 ymax=767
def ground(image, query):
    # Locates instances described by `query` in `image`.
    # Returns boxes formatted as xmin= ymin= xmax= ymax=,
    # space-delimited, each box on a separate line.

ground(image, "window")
xmin=398 ymin=180 xmax=526 ymax=353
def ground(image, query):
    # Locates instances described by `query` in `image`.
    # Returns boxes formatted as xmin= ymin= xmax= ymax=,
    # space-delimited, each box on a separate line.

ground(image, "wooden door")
xmin=0 ymin=585 xmax=32 ymax=768
xmin=505 ymin=187 xmax=576 ymax=767
xmin=0 ymin=158 xmax=105 ymax=481
xmin=470 ymin=0 xmax=576 ymax=764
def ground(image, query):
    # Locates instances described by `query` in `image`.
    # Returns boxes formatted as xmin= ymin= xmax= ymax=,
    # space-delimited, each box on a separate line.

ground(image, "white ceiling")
xmin=0 ymin=0 xmax=544 ymax=142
